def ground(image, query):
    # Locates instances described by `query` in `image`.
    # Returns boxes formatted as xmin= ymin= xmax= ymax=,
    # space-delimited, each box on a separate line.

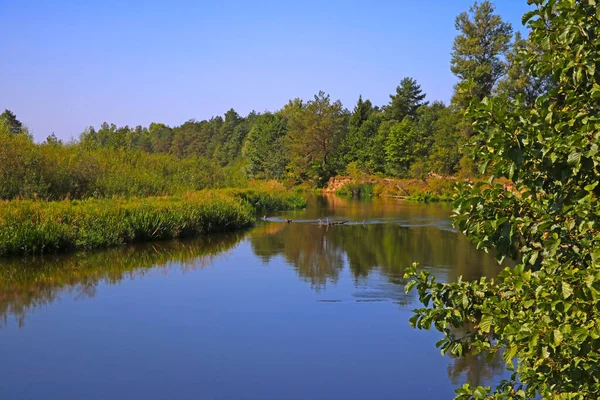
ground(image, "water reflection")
xmin=0 ymin=196 xmax=506 ymax=327
xmin=0 ymin=196 xmax=508 ymax=397
xmin=448 ymin=352 xmax=505 ymax=387
xmin=444 ymin=325 xmax=506 ymax=387
xmin=254 ymin=195 xmax=503 ymax=289
xmin=0 ymin=233 xmax=244 ymax=327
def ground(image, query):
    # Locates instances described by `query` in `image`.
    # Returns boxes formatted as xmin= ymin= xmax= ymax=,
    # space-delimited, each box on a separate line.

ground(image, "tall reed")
xmin=0 ymin=188 xmax=306 ymax=256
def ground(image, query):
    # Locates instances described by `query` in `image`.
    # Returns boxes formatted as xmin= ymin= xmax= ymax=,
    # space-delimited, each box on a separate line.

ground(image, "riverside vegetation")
xmin=405 ymin=1 xmax=600 ymax=398
xmin=332 ymin=171 xmax=456 ymax=202
xmin=0 ymin=117 xmax=305 ymax=256
xmin=0 ymin=188 xmax=305 ymax=257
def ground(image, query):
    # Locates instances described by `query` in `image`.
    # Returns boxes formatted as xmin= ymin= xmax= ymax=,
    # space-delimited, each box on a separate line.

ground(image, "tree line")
xmin=73 ymin=80 xmax=461 ymax=185
xmin=1 ymin=1 xmax=544 ymax=194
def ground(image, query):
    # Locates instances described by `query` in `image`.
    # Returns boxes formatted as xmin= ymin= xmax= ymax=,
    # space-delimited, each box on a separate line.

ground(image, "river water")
xmin=0 ymin=196 xmax=506 ymax=400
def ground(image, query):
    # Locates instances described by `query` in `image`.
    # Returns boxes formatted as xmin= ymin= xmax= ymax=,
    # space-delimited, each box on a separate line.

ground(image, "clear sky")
xmin=0 ymin=0 xmax=531 ymax=142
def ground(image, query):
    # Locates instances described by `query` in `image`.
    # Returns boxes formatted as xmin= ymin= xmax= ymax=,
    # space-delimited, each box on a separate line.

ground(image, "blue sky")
xmin=0 ymin=0 xmax=531 ymax=141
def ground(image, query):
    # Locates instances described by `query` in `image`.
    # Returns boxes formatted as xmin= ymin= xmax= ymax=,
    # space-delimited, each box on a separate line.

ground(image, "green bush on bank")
xmin=225 ymin=188 xmax=307 ymax=212
xmin=335 ymin=183 xmax=374 ymax=198
xmin=334 ymin=177 xmax=453 ymax=202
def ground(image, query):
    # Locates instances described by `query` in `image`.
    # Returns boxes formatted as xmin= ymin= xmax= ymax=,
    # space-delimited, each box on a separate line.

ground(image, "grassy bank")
xmin=0 ymin=188 xmax=306 ymax=257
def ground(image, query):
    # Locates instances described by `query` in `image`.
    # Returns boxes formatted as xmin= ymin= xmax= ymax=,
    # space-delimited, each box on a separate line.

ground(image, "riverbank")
xmin=325 ymin=175 xmax=456 ymax=202
xmin=0 ymin=187 xmax=306 ymax=257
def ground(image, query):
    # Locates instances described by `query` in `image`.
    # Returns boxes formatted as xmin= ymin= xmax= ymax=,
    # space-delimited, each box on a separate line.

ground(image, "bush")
xmin=0 ymin=132 xmax=227 ymax=200
xmin=409 ymin=160 xmax=428 ymax=180
xmin=335 ymin=183 xmax=374 ymax=198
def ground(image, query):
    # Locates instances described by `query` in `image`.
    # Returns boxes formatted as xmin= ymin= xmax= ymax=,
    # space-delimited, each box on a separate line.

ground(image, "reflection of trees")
xmin=0 ymin=233 xmax=244 ymax=328
xmin=251 ymin=223 xmax=344 ymax=288
xmin=301 ymin=195 xmax=453 ymax=225
xmin=250 ymin=218 xmax=508 ymax=387
xmin=250 ymin=222 xmax=504 ymax=291
xmin=445 ymin=325 xmax=506 ymax=387
xmin=447 ymin=351 xmax=505 ymax=388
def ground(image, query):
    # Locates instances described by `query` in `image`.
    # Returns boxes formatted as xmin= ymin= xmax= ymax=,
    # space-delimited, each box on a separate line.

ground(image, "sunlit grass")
xmin=0 ymin=188 xmax=306 ymax=256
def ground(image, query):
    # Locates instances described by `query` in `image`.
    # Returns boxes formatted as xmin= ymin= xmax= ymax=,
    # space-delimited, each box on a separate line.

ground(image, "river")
xmin=0 ymin=195 xmax=507 ymax=400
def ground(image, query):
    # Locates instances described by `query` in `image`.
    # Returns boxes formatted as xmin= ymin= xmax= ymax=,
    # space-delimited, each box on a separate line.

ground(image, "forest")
xmin=0 ymin=1 xmax=543 ymax=200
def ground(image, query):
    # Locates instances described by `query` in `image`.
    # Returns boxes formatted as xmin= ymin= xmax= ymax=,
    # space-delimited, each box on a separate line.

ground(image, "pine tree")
xmin=0 ymin=109 xmax=24 ymax=134
xmin=385 ymin=77 xmax=428 ymax=121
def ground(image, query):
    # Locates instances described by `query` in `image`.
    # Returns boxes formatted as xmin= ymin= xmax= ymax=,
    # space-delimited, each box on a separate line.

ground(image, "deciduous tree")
xmin=451 ymin=1 xmax=513 ymax=109
xmin=286 ymin=91 xmax=346 ymax=184
xmin=406 ymin=1 xmax=600 ymax=398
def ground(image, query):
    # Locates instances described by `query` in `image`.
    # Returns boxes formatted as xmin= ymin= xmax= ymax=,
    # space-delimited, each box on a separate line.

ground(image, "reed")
xmin=0 ymin=188 xmax=306 ymax=256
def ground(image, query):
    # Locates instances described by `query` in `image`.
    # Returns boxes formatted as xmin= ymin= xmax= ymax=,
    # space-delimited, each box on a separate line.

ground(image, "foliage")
xmin=346 ymin=161 xmax=369 ymax=181
xmin=339 ymin=96 xmax=378 ymax=166
xmin=405 ymin=1 xmax=600 ymax=398
xmin=451 ymin=1 xmax=513 ymax=109
xmin=1 ymin=2 xmax=550 ymax=197
xmin=0 ymin=130 xmax=225 ymax=200
xmin=385 ymin=77 xmax=428 ymax=121
xmin=244 ymin=112 xmax=289 ymax=180
xmin=224 ymin=181 xmax=307 ymax=212
xmin=0 ymin=109 xmax=25 ymax=135
xmin=494 ymin=31 xmax=552 ymax=105
xmin=428 ymin=106 xmax=463 ymax=175
xmin=384 ymin=118 xmax=418 ymax=177
xmin=335 ymin=183 xmax=374 ymax=198
xmin=285 ymin=91 xmax=347 ymax=185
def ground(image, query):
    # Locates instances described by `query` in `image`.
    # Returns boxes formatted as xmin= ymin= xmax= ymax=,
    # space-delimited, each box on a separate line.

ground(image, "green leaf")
xmin=567 ymin=151 xmax=581 ymax=165
xmin=524 ymin=299 xmax=535 ymax=308
xmin=529 ymin=251 xmax=539 ymax=265
xmin=541 ymin=346 xmax=550 ymax=359
xmin=562 ymin=281 xmax=574 ymax=299
xmin=479 ymin=315 xmax=493 ymax=333
xmin=503 ymin=343 xmax=518 ymax=367
xmin=509 ymin=163 xmax=516 ymax=179
xmin=585 ymin=274 xmax=594 ymax=288
xmin=478 ymin=159 xmax=490 ymax=175
xmin=405 ymin=280 xmax=417 ymax=293
xmin=552 ymin=329 xmax=563 ymax=347
xmin=521 ymin=10 xmax=537 ymax=25
xmin=409 ymin=314 xmax=419 ymax=328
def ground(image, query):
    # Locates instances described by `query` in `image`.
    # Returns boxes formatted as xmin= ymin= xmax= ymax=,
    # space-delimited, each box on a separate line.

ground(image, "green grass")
xmin=0 ymin=188 xmax=306 ymax=257
xmin=225 ymin=188 xmax=307 ymax=212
